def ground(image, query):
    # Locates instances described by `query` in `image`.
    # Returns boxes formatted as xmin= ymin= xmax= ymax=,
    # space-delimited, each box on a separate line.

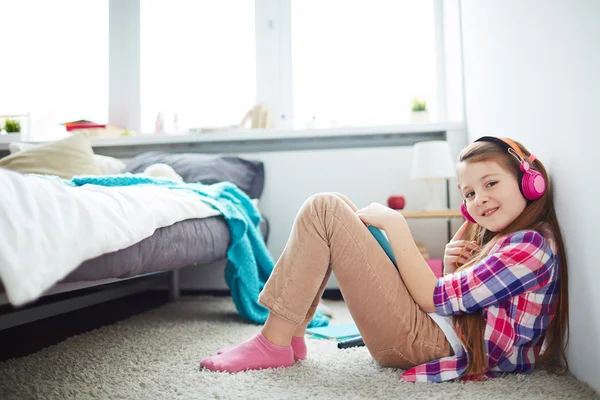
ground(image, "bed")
xmin=0 ymin=138 xmax=269 ymax=329
xmin=61 ymin=216 xmax=268 ymax=283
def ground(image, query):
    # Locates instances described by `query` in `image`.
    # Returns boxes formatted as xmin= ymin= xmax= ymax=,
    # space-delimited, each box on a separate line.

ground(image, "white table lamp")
xmin=410 ymin=140 xmax=455 ymax=211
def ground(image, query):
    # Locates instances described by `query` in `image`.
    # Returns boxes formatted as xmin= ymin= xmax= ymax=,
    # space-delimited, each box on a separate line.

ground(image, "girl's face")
xmin=458 ymin=160 xmax=527 ymax=232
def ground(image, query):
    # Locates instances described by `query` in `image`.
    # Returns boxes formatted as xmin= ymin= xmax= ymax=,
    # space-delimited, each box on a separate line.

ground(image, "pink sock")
xmin=218 ymin=336 xmax=307 ymax=361
xmin=291 ymin=336 xmax=307 ymax=360
xmin=201 ymin=332 xmax=294 ymax=373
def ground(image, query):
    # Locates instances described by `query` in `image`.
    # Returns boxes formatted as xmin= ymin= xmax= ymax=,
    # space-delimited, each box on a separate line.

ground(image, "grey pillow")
xmin=125 ymin=152 xmax=265 ymax=198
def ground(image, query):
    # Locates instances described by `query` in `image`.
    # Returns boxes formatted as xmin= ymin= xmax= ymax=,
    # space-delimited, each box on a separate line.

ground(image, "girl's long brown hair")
xmin=454 ymin=139 xmax=569 ymax=376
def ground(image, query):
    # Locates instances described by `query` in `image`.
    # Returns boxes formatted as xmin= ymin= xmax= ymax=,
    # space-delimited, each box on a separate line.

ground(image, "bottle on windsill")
xmin=155 ymin=112 xmax=164 ymax=134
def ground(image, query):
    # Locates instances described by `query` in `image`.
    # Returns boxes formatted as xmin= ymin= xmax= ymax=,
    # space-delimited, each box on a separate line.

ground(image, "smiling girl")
xmin=200 ymin=136 xmax=569 ymax=383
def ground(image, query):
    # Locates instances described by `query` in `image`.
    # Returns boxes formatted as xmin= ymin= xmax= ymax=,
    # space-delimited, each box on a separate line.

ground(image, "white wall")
xmin=460 ymin=0 xmax=600 ymax=391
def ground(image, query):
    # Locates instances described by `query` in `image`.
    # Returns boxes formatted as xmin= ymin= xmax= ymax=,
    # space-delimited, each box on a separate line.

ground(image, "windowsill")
xmin=0 ymin=135 xmax=22 ymax=145
xmin=0 ymin=122 xmax=465 ymax=155
xmin=93 ymin=121 xmax=465 ymax=147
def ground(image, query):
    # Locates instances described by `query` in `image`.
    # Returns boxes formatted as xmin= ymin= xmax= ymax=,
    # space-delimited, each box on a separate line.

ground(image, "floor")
xmin=0 ymin=290 xmax=171 ymax=362
xmin=1 ymin=295 xmax=597 ymax=400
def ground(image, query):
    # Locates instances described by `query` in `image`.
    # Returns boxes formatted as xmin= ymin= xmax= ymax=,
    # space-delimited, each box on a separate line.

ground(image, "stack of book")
xmin=63 ymin=120 xmax=128 ymax=137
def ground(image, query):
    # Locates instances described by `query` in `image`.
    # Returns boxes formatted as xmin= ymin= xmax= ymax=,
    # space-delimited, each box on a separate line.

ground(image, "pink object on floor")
xmin=426 ymin=259 xmax=443 ymax=278
xmin=200 ymin=332 xmax=294 ymax=373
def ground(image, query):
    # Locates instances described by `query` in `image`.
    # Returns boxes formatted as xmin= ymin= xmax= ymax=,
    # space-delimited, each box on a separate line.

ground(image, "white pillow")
xmin=8 ymin=141 xmax=126 ymax=175
xmin=93 ymin=154 xmax=127 ymax=175
xmin=142 ymin=163 xmax=184 ymax=182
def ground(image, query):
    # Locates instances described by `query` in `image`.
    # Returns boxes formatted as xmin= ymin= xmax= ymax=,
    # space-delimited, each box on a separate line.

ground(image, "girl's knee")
xmin=330 ymin=192 xmax=346 ymax=200
xmin=298 ymin=193 xmax=357 ymax=227
xmin=304 ymin=192 xmax=346 ymax=210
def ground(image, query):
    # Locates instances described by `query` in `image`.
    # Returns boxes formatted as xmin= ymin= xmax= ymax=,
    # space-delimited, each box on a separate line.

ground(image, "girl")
xmin=201 ymin=136 xmax=569 ymax=382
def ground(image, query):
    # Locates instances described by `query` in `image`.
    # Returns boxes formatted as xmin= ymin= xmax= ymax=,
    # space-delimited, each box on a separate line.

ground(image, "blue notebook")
xmin=367 ymin=225 xmax=397 ymax=268
xmin=306 ymin=323 xmax=360 ymax=339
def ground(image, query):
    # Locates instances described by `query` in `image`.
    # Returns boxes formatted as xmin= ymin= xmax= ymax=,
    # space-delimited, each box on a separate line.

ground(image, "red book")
xmin=63 ymin=120 xmax=106 ymax=131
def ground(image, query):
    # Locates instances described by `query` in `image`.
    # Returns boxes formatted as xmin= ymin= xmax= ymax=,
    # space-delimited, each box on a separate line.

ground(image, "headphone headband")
xmin=474 ymin=136 xmax=529 ymax=162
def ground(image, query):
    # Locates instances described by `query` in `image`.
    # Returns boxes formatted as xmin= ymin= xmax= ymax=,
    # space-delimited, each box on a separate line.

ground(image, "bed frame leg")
xmin=169 ymin=269 xmax=180 ymax=301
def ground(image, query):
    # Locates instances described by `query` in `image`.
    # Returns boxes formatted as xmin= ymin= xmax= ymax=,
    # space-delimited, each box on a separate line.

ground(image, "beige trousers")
xmin=258 ymin=193 xmax=452 ymax=369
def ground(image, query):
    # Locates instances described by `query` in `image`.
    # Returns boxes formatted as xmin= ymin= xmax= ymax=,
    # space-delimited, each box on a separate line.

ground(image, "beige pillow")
xmin=8 ymin=141 xmax=126 ymax=175
xmin=0 ymin=134 xmax=102 ymax=179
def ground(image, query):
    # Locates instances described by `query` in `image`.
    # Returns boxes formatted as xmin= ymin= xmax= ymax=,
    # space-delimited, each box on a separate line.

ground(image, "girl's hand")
xmin=355 ymin=202 xmax=402 ymax=230
xmin=443 ymin=221 xmax=481 ymax=273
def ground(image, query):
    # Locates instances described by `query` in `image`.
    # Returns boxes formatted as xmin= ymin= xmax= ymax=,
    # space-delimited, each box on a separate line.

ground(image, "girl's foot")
xmin=201 ymin=332 xmax=294 ymax=373
xmin=217 ymin=336 xmax=307 ymax=361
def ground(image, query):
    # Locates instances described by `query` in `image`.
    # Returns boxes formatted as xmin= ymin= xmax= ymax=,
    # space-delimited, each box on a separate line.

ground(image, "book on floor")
xmin=306 ymin=323 xmax=360 ymax=340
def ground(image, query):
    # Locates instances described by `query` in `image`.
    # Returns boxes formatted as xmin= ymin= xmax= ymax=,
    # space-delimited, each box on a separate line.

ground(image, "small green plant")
xmin=411 ymin=98 xmax=427 ymax=112
xmin=4 ymin=118 xmax=21 ymax=133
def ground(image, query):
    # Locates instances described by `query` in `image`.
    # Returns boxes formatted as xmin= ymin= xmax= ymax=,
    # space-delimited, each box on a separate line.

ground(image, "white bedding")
xmin=0 ymin=168 xmax=221 ymax=306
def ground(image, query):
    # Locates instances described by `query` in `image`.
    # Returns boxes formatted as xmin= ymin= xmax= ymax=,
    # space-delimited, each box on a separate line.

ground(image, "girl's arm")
xmin=443 ymin=220 xmax=479 ymax=276
xmin=384 ymin=215 xmax=438 ymax=313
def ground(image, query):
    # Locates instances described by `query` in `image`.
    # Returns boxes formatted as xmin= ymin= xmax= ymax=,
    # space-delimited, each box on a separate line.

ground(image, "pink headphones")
xmin=460 ymin=136 xmax=546 ymax=223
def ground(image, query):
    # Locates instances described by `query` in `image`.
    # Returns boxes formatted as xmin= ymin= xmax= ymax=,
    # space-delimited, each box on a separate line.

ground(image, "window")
xmin=0 ymin=1 xmax=108 ymax=140
xmin=1 ymin=1 xmax=454 ymax=140
xmin=291 ymin=0 xmax=437 ymax=128
xmin=140 ymin=0 xmax=256 ymax=133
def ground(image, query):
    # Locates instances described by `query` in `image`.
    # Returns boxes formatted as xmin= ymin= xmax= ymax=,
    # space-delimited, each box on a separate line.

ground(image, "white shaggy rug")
xmin=0 ymin=296 xmax=598 ymax=400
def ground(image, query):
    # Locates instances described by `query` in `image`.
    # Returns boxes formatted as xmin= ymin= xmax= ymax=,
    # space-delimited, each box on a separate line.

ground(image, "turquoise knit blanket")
xmin=69 ymin=174 xmax=329 ymax=328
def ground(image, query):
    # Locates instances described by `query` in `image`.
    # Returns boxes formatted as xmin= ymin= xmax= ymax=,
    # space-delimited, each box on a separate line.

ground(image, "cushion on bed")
xmin=8 ymin=141 xmax=127 ymax=175
xmin=0 ymin=134 xmax=102 ymax=178
xmin=124 ymin=152 xmax=265 ymax=198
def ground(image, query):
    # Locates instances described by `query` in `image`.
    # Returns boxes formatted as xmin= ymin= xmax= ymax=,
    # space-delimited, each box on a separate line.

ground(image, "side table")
xmin=397 ymin=209 xmax=463 ymax=244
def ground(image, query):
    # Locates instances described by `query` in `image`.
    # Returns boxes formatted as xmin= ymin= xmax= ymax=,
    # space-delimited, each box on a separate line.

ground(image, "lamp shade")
xmin=410 ymin=140 xmax=455 ymax=180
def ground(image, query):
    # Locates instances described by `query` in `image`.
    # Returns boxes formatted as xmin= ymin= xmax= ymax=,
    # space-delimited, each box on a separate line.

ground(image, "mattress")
xmin=61 ymin=216 xmax=269 ymax=283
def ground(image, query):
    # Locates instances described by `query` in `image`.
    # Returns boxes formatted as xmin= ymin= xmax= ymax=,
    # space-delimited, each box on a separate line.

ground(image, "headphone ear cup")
xmin=460 ymin=201 xmax=476 ymax=223
xmin=521 ymin=169 xmax=546 ymax=200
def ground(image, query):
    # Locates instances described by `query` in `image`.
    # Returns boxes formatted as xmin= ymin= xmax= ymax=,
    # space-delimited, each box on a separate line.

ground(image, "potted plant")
xmin=4 ymin=118 xmax=21 ymax=134
xmin=410 ymin=98 xmax=430 ymax=123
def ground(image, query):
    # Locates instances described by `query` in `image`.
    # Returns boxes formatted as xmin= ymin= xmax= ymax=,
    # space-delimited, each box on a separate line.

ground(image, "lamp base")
xmin=423 ymin=198 xmax=445 ymax=211
xmin=423 ymin=181 xmax=448 ymax=211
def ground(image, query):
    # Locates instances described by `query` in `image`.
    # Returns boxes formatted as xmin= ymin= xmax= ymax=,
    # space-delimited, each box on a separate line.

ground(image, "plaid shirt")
xmin=401 ymin=227 xmax=560 ymax=383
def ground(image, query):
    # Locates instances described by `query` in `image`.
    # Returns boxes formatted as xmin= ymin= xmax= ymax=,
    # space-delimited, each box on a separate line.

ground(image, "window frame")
xmin=109 ymin=0 xmax=456 ymax=134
